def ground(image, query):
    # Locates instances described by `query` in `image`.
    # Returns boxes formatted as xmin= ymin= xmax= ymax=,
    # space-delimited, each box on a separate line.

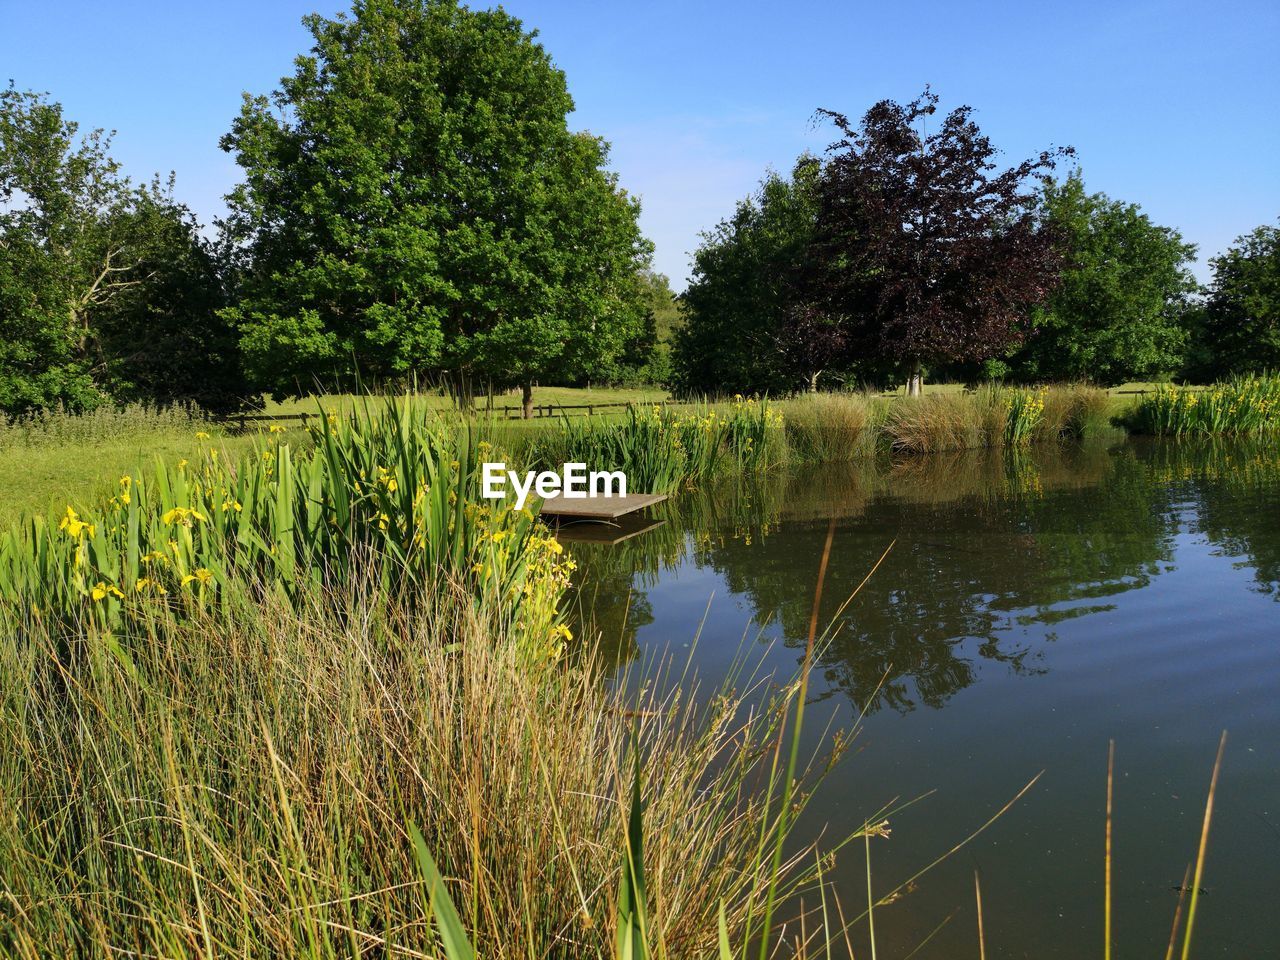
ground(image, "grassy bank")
xmin=0 ymin=404 xmax=270 ymax=527
xmin=0 ymin=400 xmax=850 ymax=956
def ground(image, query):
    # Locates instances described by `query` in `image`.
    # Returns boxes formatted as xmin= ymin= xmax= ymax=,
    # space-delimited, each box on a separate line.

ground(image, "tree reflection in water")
xmin=567 ymin=439 xmax=1280 ymax=713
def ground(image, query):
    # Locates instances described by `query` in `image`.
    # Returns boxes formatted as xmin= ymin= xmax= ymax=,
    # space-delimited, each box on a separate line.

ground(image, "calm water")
xmin=568 ymin=439 xmax=1279 ymax=958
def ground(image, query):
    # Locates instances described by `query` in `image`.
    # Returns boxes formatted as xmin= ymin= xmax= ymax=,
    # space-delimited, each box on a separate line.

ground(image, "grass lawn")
xmin=0 ymin=387 xmax=666 ymax=527
xmin=0 ymin=432 xmax=267 ymax=528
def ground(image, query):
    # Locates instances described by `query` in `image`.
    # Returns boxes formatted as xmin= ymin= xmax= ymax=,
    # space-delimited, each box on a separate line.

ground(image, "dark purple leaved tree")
xmin=812 ymin=89 xmax=1070 ymax=394
xmin=778 ymin=302 xmax=848 ymax=392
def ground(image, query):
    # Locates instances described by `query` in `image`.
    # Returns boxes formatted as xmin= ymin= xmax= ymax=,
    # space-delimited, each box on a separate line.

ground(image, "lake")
xmin=568 ymin=438 xmax=1278 ymax=957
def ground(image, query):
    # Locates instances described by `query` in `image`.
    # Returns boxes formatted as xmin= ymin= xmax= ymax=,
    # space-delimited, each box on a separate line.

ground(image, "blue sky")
xmin=4 ymin=0 xmax=1276 ymax=287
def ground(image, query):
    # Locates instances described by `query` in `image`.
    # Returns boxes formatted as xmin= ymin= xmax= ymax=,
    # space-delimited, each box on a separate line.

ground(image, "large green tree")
xmin=1185 ymin=221 xmax=1280 ymax=379
xmin=0 ymin=86 xmax=241 ymax=413
xmin=221 ymin=0 xmax=650 ymax=410
xmin=671 ymin=158 xmax=823 ymax=395
xmin=1009 ymin=173 xmax=1198 ymax=385
xmin=638 ymin=269 xmax=682 ymax=384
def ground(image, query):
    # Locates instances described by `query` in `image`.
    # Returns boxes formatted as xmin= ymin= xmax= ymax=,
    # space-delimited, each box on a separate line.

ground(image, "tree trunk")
xmin=446 ymin=370 xmax=475 ymax=413
xmin=521 ymin=380 xmax=534 ymax=420
xmin=907 ymin=360 xmax=924 ymax=398
xmin=808 ymin=369 xmax=822 ymax=393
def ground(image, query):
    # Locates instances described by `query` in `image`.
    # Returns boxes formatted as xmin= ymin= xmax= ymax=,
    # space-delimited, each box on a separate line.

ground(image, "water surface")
xmin=569 ymin=440 xmax=1279 ymax=957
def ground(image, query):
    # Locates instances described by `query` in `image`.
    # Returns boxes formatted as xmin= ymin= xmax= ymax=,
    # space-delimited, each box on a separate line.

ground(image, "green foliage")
xmin=525 ymin=400 xmax=786 ymax=493
xmin=812 ymin=90 xmax=1068 ymax=394
xmin=672 ymin=158 xmax=821 ymax=395
xmin=1185 ymin=221 xmax=1280 ymax=380
xmin=778 ymin=392 xmax=884 ymax=462
xmin=0 ymin=400 xmax=574 ymax=657
xmin=92 ymin=197 xmax=244 ymax=410
xmin=221 ymin=0 xmax=650 ymax=399
xmin=0 ymin=86 xmax=244 ymax=413
xmin=1004 ymin=388 xmax=1046 ymax=445
xmin=880 ymin=384 xmax=1109 ymax=453
xmin=0 ymin=401 xmax=208 ymax=449
xmin=612 ymin=269 xmax=683 ymax=386
xmin=1130 ymin=374 xmax=1280 ymax=435
xmin=1011 ymin=173 xmax=1199 ymax=385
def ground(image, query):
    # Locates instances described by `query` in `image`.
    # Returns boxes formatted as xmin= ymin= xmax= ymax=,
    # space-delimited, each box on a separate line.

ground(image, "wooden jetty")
xmin=537 ymin=492 xmax=667 ymax=522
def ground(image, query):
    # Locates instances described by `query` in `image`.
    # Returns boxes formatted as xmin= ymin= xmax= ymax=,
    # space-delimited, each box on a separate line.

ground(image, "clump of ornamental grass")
xmin=878 ymin=385 xmax=1111 ymax=454
xmin=0 ymin=563 xmax=851 ymax=959
xmin=882 ymin=392 xmax=988 ymax=453
xmin=1035 ymin=383 xmax=1112 ymax=440
xmin=1130 ymin=374 xmax=1280 ymax=435
xmin=780 ymin=392 xmax=884 ymax=462
xmin=0 ymin=401 xmax=212 ymax=448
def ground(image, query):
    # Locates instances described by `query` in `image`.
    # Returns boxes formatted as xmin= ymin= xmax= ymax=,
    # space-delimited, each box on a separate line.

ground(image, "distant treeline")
xmin=672 ymin=91 xmax=1279 ymax=397
xmin=2 ymin=2 xmax=1276 ymax=416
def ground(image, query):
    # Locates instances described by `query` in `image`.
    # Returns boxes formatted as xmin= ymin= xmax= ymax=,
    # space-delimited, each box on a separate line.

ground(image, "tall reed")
xmin=526 ymin=399 xmax=785 ymax=493
xmin=1130 ymin=375 xmax=1280 ymax=435
xmin=0 ymin=400 xmax=572 ymax=656
xmin=780 ymin=392 xmax=884 ymax=462
xmin=882 ymin=392 xmax=990 ymax=453
xmin=0 ymin=572 xmax=841 ymax=958
xmin=1036 ymin=383 xmax=1112 ymax=440
xmin=879 ymin=385 xmax=1110 ymax=454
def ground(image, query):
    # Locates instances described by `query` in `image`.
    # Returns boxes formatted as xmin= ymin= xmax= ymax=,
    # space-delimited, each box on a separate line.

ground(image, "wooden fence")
xmin=213 ymin=401 xmax=639 ymax=431
xmin=213 ymin=388 xmax=1176 ymax=431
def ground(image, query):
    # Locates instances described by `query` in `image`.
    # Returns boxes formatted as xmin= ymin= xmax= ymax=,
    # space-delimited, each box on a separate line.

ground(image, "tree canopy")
xmin=0 ymin=86 xmax=241 ymax=413
xmin=672 ymin=158 xmax=822 ymax=396
xmin=1186 ymin=221 xmax=1280 ymax=380
xmin=220 ymin=0 xmax=651 ymax=401
xmin=1006 ymin=173 xmax=1198 ymax=385
xmin=810 ymin=89 xmax=1069 ymax=394
xmin=671 ymin=92 xmax=1071 ymax=396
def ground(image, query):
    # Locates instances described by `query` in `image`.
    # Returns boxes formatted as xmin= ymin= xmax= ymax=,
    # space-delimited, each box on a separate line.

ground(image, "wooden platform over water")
xmin=537 ymin=492 xmax=667 ymax=521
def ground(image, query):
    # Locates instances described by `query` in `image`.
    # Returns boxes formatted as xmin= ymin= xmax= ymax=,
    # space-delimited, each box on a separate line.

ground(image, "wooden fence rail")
xmin=212 ymin=401 xmax=641 ymax=431
xmin=213 ymin=388 xmax=1177 ymax=430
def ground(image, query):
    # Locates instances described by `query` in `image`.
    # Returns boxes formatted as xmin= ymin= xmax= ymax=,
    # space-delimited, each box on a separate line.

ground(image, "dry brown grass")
xmin=0 ymin=575 xmax=835 ymax=958
xmin=781 ymin=392 xmax=884 ymax=461
xmin=1035 ymin=383 xmax=1112 ymax=440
